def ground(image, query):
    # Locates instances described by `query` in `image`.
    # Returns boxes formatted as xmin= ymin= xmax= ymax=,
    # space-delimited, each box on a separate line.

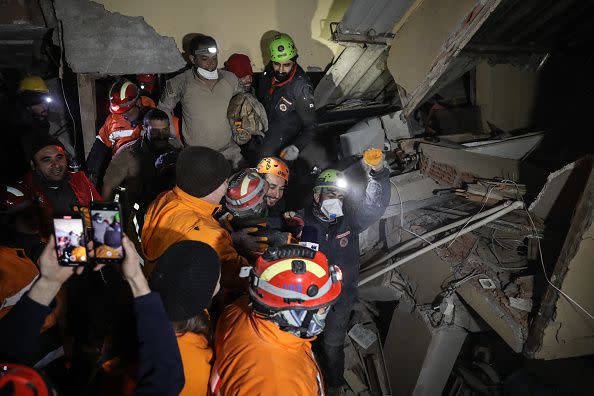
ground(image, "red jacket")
xmin=23 ymin=171 xmax=102 ymax=235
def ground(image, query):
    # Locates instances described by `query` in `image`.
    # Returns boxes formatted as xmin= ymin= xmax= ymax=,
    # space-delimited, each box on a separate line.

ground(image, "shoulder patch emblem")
xmin=279 ymin=103 xmax=287 ymax=112
xmin=339 ymin=237 xmax=349 ymax=248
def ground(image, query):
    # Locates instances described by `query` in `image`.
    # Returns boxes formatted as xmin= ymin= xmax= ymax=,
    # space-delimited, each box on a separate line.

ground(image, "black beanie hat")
xmin=26 ymin=135 xmax=65 ymax=164
xmin=149 ymin=240 xmax=221 ymax=322
xmin=176 ymin=146 xmax=231 ymax=198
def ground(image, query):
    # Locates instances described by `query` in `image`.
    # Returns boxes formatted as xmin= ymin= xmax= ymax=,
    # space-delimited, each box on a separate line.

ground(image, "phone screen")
xmin=53 ymin=216 xmax=87 ymax=265
xmin=91 ymin=207 xmax=124 ymax=262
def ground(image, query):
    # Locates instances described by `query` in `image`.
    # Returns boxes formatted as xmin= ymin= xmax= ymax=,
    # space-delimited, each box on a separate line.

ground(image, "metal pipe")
xmin=363 ymin=201 xmax=518 ymax=273
xmin=358 ymin=200 xmax=525 ymax=286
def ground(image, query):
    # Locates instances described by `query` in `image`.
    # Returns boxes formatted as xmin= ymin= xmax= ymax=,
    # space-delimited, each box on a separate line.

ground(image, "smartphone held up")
xmin=53 ymin=214 xmax=87 ymax=266
xmin=90 ymin=202 xmax=125 ymax=264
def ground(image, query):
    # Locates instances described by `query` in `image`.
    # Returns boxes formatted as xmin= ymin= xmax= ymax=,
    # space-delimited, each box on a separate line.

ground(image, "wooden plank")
xmin=76 ymin=74 xmax=96 ymax=158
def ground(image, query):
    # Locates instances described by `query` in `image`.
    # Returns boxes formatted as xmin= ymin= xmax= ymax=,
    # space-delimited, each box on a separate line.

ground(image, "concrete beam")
xmin=54 ymin=0 xmax=185 ymax=74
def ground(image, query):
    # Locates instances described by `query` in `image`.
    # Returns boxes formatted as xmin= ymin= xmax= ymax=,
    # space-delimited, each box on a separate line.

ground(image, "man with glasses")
xmin=159 ymin=34 xmax=244 ymax=168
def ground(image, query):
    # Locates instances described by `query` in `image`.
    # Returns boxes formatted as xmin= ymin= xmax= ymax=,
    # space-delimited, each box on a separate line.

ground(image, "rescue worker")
xmin=210 ymin=246 xmax=342 ymax=395
xmin=141 ymin=146 xmax=248 ymax=289
xmin=159 ymin=34 xmax=244 ymax=167
xmin=223 ymin=169 xmax=292 ymax=257
xmin=225 ymin=53 xmax=268 ymax=165
xmin=299 ymin=149 xmax=390 ymax=393
xmin=102 ymin=109 xmax=180 ymax=240
xmin=256 ymin=157 xmax=290 ymax=228
xmin=21 ymin=136 xmax=101 ymax=236
xmin=6 ymin=76 xmax=53 ymax=183
xmin=86 ymin=79 xmax=156 ymax=185
xmin=149 ymin=240 xmax=221 ymax=396
xmin=256 ymin=33 xmax=316 ymax=162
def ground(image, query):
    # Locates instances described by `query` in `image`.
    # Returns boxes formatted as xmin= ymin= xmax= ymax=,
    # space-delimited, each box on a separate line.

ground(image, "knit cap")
xmin=225 ymin=54 xmax=253 ymax=78
xmin=149 ymin=240 xmax=221 ymax=321
xmin=175 ymin=146 xmax=231 ymax=198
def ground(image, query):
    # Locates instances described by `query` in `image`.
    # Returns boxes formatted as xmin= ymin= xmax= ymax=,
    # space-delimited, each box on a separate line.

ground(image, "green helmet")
xmin=314 ymin=169 xmax=348 ymax=192
xmin=269 ymin=33 xmax=298 ymax=62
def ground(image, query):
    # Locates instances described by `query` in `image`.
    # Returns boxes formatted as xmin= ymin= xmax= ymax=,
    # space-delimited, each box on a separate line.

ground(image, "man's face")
xmin=264 ymin=173 xmax=286 ymax=207
xmin=121 ymin=102 xmax=140 ymax=123
xmin=272 ymin=60 xmax=294 ymax=75
xmin=314 ymin=188 xmax=345 ymax=204
xmin=191 ymin=50 xmax=218 ymax=72
xmin=29 ymin=102 xmax=49 ymax=120
xmin=239 ymin=75 xmax=253 ymax=92
xmin=33 ymin=145 xmax=67 ymax=183
xmin=147 ymin=119 xmax=170 ymax=142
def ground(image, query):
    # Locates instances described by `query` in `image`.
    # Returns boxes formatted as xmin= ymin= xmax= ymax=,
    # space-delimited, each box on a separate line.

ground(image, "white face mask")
xmin=320 ymin=198 xmax=344 ymax=220
xmin=196 ymin=67 xmax=219 ymax=80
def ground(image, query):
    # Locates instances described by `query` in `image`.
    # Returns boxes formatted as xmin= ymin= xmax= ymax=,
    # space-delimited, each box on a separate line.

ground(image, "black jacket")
xmin=300 ymin=168 xmax=390 ymax=289
xmin=256 ymin=63 xmax=316 ymax=157
xmin=0 ymin=292 xmax=184 ymax=396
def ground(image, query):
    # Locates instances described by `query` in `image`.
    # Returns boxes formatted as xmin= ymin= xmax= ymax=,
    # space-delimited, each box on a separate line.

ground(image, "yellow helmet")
xmin=18 ymin=76 xmax=49 ymax=94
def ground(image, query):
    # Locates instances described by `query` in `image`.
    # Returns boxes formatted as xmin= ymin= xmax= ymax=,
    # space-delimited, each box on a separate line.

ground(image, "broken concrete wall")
xmin=95 ymin=0 xmax=349 ymax=71
xmin=54 ymin=0 xmax=185 ymax=74
xmin=476 ymin=61 xmax=539 ymax=132
xmin=386 ymin=0 xmax=476 ymax=93
xmin=525 ymin=156 xmax=594 ymax=359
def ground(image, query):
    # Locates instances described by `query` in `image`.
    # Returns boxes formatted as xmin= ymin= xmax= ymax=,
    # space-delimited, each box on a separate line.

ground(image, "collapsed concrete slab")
xmin=54 ymin=0 xmax=185 ymax=74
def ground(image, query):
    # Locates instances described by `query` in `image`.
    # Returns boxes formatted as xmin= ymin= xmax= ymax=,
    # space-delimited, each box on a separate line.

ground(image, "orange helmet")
xmin=0 ymin=363 xmax=50 ymax=396
xmin=247 ymin=246 xmax=342 ymax=310
xmin=225 ymin=169 xmax=269 ymax=218
xmin=257 ymin=157 xmax=289 ymax=182
xmin=109 ymin=79 xmax=140 ymax=114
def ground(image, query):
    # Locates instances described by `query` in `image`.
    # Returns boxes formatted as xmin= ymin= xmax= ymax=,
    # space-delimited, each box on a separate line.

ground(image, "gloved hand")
xmin=232 ymin=227 xmax=269 ymax=255
xmin=283 ymin=211 xmax=305 ymax=238
xmin=231 ymin=120 xmax=251 ymax=145
xmin=280 ymin=145 xmax=299 ymax=161
xmin=363 ymin=148 xmax=384 ymax=172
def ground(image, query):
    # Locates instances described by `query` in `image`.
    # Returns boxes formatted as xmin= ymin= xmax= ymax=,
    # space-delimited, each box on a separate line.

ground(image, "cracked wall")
xmin=54 ymin=0 xmax=186 ymax=74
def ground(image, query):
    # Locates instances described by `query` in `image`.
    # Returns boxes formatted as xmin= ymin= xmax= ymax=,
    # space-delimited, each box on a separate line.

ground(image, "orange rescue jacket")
xmin=0 ymin=246 xmax=56 ymax=330
xmin=98 ymin=96 xmax=156 ymax=153
xmin=141 ymin=187 xmax=248 ymax=288
xmin=178 ymin=332 xmax=212 ymax=396
xmin=210 ymin=296 xmax=324 ymax=396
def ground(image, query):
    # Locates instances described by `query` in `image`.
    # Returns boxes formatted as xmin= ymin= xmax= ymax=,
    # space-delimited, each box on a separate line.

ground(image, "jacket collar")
xmin=173 ymin=186 xmax=222 ymax=216
xmin=250 ymin=309 xmax=315 ymax=349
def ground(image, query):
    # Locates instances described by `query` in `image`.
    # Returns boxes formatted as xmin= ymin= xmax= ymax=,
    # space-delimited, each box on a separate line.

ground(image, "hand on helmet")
xmin=232 ymin=227 xmax=269 ymax=255
xmin=280 ymin=145 xmax=299 ymax=161
xmin=363 ymin=148 xmax=384 ymax=171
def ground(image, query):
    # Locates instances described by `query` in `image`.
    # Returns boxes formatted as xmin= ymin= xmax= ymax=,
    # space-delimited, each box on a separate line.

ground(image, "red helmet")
xmin=248 ymin=246 xmax=342 ymax=310
xmin=0 ymin=363 xmax=50 ymax=396
xmin=137 ymin=74 xmax=156 ymax=93
xmin=109 ymin=79 xmax=140 ymax=114
xmin=225 ymin=169 xmax=269 ymax=218
xmin=257 ymin=157 xmax=290 ymax=182
xmin=0 ymin=184 xmax=32 ymax=214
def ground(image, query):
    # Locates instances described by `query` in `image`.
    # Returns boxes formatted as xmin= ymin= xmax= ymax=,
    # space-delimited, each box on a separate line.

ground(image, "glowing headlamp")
xmin=195 ymin=46 xmax=218 ymax=56
xmin=336 ymin=178 xmax=348 ymax=189
xmin=45 ymin=96 xmax=52 ymax=103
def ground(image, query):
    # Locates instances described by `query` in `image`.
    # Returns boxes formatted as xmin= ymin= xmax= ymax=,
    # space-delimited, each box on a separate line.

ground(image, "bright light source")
xmin=45 ymin=96 xmax=52 ymax=103
xmin=140 ymin=84 xmax=145 ymax=89
xmin=208 ymin=47 xmax=217 ymax=54
xmin=336 ymin=178 xmax=348 ymax=189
